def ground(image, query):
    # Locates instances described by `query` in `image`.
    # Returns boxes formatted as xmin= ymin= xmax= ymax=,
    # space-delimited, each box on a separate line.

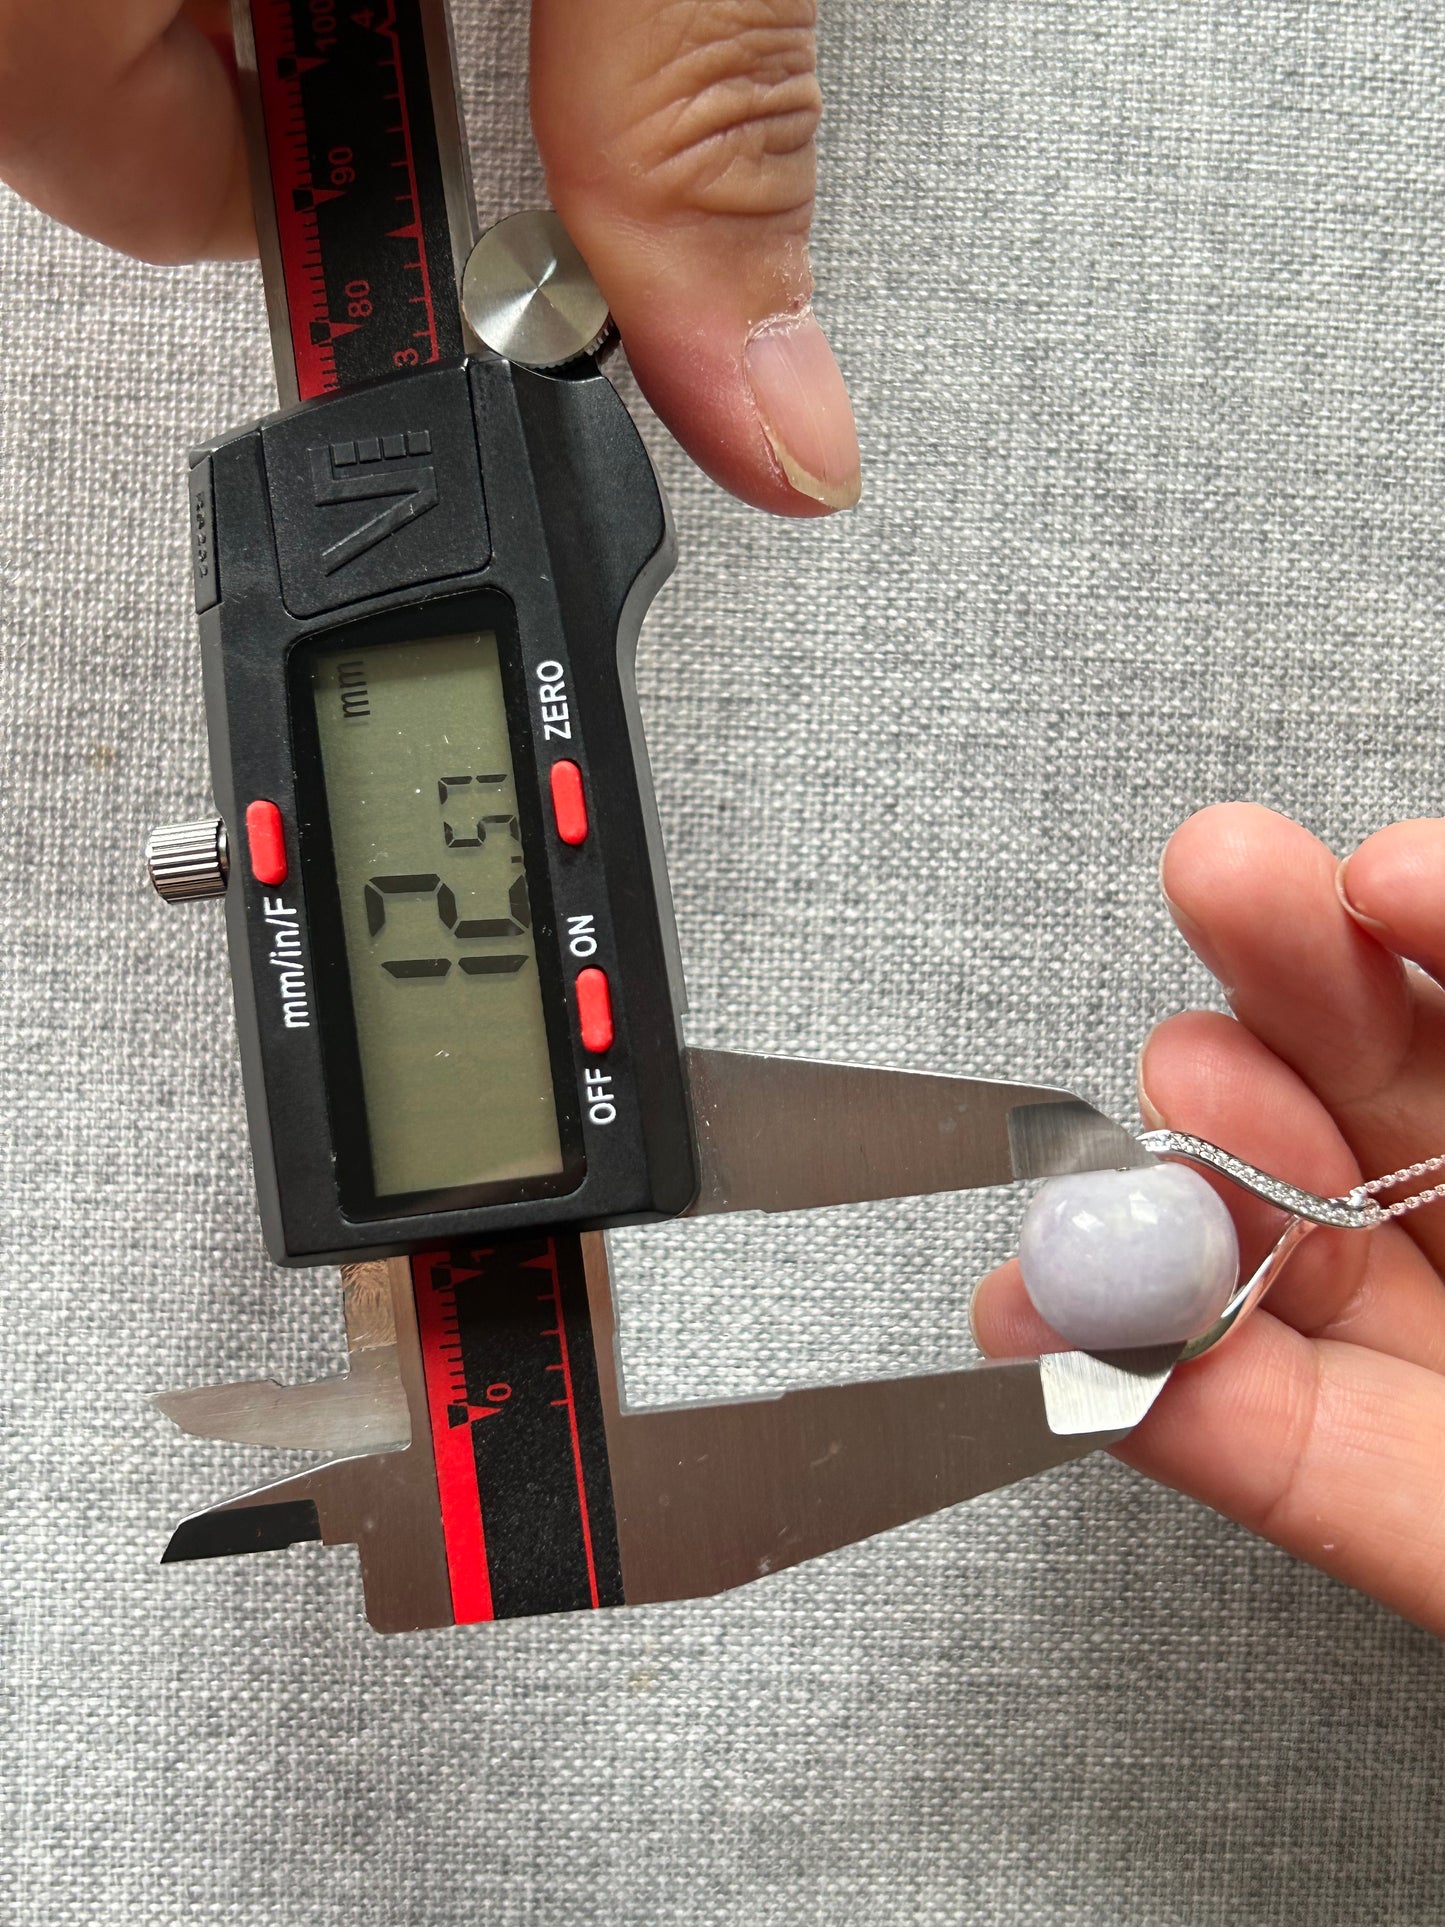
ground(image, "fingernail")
xmin=1135 ymin=1036 xmax=1166 ymax=1130
xmin=1158 ymin=860 xmax=1233 ymax=994
xmin=745 ymin=312 xmax=861 ymax=511
xmin=1164 ymin=896 xmax=1233 ymax=993
xmin=966 ymin=1280 xmax=987 ymax=1350
xmin=1335 ymin=856 xmax=1391 ymax=937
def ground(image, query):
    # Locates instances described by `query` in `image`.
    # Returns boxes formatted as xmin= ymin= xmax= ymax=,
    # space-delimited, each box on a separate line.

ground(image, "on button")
xmin=575 ymin=967 xmax=613 ymax=1053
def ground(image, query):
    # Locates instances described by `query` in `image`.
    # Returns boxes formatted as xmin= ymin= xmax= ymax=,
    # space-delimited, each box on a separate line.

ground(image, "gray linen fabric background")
xmin=4 ymin=0 xmax=1445 ymax=1920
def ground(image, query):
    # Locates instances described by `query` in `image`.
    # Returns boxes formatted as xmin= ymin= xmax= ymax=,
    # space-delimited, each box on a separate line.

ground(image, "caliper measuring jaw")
xmin=157 ymin=1053 xmax=1178 ymax=1634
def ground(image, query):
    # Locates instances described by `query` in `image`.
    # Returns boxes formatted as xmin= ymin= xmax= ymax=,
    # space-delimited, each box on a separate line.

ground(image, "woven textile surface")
xmin=3 ymin=0 xmax=1445 ymax=1920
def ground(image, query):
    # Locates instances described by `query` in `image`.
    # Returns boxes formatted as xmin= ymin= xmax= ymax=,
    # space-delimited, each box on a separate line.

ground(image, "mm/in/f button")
xmin=245 ymin=800 xmax=288 ymax=886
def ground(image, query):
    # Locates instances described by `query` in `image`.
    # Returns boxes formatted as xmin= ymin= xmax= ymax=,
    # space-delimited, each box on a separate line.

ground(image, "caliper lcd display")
xmin=309 ymin=631 xmax=564 ymax=1200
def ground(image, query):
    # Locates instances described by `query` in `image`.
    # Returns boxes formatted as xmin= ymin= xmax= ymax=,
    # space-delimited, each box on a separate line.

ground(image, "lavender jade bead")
xmin=1018 ymin=1163 xmax=1239 ymax=1351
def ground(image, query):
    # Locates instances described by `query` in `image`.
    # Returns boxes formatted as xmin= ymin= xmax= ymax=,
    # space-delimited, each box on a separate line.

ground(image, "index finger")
xmin=0 ymin=0 xmax=251 ymax=262
xmin=1162 ymin=804 xmax=1445 ymax=1276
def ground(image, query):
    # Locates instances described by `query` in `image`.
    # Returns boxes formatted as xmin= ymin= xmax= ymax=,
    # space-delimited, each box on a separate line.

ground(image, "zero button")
xmin=550 ymin=760 xmax=588 ymax=845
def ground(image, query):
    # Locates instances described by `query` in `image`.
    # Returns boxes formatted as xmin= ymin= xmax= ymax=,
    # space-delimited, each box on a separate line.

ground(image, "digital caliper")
xmin=149 ymin=0 xmax=1182 ymax=1633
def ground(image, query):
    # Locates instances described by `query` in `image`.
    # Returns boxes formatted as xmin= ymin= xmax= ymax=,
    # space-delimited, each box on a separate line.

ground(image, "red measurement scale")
xmin=414 ymin=1244 xmax=615 ymax=1624
xmin=247 ymin=0 xmax=463 ymax=400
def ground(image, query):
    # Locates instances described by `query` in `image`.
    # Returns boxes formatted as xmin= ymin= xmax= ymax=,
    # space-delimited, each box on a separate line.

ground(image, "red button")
xmin=245 ymin=800 xmax=288 ymax=886
xmin=575 ymin=968 xmax=613 ymax=1053
xmin=550 ymin=760 xmax=589 ymax=845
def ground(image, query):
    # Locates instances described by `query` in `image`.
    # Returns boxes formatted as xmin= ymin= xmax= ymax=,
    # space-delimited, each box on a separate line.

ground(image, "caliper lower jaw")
xmin=157 ymin=1228 xmax=1178 ymax=1635
xmin=160 ymin=1259 xmax=457 ymax=1632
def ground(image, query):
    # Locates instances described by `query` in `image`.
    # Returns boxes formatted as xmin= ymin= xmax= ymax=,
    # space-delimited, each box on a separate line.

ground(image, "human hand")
xmin=971 ymin=803 xmax=1445 ymax=1637
xmin=0 ymin=0 xmax=858 ymax=516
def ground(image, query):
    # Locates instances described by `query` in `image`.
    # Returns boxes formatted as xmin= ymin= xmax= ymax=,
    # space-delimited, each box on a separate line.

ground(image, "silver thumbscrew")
xmin=145 ymin=818 xmax=228 ymax=902
xmin=461 ymin=210 xmax=613 ymax=370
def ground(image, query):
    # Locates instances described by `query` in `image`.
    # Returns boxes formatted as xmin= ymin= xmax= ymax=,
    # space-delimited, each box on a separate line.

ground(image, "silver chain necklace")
xmin=1137 ymin=1132 xmax=1445 ymax=1230
xmin=1351 ymin=1154 xmax=1445 ymax=1220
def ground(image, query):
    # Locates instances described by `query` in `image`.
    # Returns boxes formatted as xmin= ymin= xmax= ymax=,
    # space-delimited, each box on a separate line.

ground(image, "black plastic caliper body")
xmin=191 ymin=357 xmax=695 ymax=1264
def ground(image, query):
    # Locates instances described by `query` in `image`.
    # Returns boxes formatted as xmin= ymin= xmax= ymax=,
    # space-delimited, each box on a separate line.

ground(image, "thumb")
xmin=530 ymin=0 xmax=860 ymax=516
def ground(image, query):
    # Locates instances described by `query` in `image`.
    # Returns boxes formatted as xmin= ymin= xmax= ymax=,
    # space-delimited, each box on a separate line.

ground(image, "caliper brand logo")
xmin=310 ymin=429 xmax=439 ymax=575
xmin=265 ymin=366 xmax=488 ymax=618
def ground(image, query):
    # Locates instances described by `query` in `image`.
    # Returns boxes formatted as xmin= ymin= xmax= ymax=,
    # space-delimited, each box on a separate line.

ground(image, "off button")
xmin=575 ymin=968 xmax=613 ymax=1054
